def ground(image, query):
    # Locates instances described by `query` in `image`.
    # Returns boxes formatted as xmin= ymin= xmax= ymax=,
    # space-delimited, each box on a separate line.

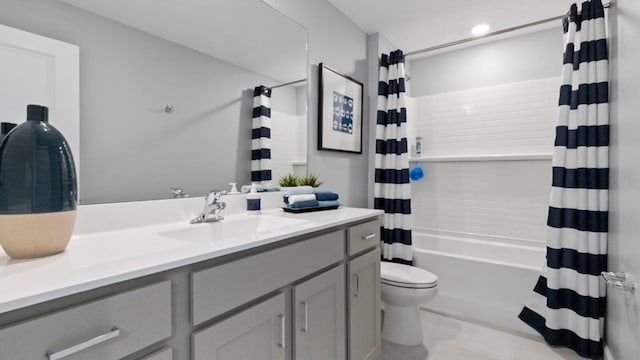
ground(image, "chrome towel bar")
xmin=601 ymin=272 xmax=635 ymax=294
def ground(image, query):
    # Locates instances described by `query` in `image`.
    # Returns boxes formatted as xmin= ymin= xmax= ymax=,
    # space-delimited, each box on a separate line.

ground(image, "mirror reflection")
xmin=267 ymin=82 xmax=308 ymax=183
xmin=0 ymin=0 xmax=308 ymax=204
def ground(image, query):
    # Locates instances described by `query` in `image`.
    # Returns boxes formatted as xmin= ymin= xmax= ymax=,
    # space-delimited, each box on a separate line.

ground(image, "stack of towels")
xmin=283 ymin=186 xmax=340 ymax=209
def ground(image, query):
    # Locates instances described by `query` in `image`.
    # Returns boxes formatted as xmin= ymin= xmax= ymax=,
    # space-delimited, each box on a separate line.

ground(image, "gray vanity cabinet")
xmin=190 ymin=218 xmax=381 ymax=360
xmin=192 ymin=293 xmax=287 ymax=360
xmin=190 ymin=230 xmax=345 ymax=326
xmin=294 ymin=264 xmax=346 ymax=360
xmin=0 ymin=215 xmax=381 ymax=360
xmin=347 ymin=220 xmax=382 ymax=360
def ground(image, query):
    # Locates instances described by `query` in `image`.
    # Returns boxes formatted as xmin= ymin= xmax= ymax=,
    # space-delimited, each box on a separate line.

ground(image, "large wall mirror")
xmin=0 ymin=0 xmax=308 ymax=204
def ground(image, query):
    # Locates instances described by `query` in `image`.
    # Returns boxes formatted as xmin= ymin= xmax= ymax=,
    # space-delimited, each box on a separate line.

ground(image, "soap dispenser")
xmin=228 ymin=182 xmax=240 ymax=194
xmin=246 ymin=183 xmax=261 ymax=214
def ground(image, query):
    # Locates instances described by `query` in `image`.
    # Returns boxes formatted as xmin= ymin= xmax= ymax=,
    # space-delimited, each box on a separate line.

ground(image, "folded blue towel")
xmin=315 ymin=191 xmax=339 ymax=201
xmin=318 ymin=200 xmax=340 ymax=207
xmin=283 ymin=186 xmax=314 ymax=197
xmin=289 ymin=199 xmax=319 ymax=209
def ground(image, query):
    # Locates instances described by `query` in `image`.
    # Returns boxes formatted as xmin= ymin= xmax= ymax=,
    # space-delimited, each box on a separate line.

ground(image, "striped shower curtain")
xmin=251 ymin=86 xmax=272 ymax=183
xmin=374 ymin=50 xmax=413 ymax=265
xmin=519 ymin=1 xmax=609 ymax=358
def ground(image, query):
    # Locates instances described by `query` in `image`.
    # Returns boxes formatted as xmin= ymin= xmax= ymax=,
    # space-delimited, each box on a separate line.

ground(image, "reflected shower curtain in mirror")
xmin=519 ymin=1 xmax=609 ymax=358
xmin=375 ymin=50 xmax=413 ymax=264
xmin=251 ymin=86 xmax=272 ymax=183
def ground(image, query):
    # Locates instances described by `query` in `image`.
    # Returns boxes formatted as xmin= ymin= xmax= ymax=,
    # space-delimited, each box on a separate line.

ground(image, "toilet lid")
xmin=380 ymin=262 xmax=438 ymax=289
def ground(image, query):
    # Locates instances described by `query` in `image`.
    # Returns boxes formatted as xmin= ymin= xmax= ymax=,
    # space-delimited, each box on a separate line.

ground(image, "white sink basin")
xmin=158 ymin=214 xmax=309 ymax=243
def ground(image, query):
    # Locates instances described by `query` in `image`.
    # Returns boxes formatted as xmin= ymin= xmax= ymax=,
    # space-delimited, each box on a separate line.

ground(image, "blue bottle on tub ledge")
xmin=0 ymin=105 xmax=78 ymax=259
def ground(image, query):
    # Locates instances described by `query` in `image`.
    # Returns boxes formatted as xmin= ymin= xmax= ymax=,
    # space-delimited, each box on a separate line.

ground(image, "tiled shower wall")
xmin=408 ymin=77 xmax=560 ymax=244
xmin=408 ymin=77 xmax=560 ymax=157
xmin=270 ymin=111 xmax=307 ymax=182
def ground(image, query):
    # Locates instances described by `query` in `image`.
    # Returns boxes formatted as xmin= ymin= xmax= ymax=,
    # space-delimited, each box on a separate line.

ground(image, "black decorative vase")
xmin=0 ymin=105 xmax=78 ymax=259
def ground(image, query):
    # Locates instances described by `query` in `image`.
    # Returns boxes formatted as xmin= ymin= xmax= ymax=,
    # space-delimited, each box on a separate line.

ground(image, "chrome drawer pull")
xmin=362 ymin=233 xmax=376 ymax=241
xmin=301 ymin=301 xmax=309 ymax=332
xmin=277 ymin=314 xmax=286 ymax=348
xmin=46 ymin=327 xmax=120 ymax=360
xmin=353 ymin=274 xmax=360 ymax=297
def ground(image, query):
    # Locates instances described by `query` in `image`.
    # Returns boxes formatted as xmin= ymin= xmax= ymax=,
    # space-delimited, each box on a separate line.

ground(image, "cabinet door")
xmin=0 ymin=24 xmax=80 ymax=174
xmin=139 ymin=347 xmax=172 ymax=360
xmin=294 ymin=265 xmax=346 ymax=360
xmin=348 ymin=248 xmax=381 ymax=360
xmin=192 ymin=293 xmax=286 ymax=360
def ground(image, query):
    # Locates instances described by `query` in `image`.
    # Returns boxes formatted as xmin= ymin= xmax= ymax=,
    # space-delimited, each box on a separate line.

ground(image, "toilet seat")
xmin=381 ymin=262 xmax=438 ymax=289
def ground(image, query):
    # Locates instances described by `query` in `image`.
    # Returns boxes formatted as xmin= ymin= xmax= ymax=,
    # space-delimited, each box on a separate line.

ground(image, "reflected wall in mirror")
xmin=0 ymin=0 xmax=308 ymax=204
xmin=269 ymin=82 xmax=308 ymax=184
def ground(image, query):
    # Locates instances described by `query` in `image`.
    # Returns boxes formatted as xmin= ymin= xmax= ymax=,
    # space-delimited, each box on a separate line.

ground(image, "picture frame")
xmin=318 ymin=63 xmax=363 ymax=154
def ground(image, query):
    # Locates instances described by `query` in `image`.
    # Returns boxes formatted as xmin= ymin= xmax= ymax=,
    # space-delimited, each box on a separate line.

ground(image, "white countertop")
xmin=0 ymin=204 xmax=381 ymax=314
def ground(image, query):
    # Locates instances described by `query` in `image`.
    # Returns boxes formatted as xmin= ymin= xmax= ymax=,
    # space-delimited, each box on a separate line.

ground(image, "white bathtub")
xmin=412 ymin=230 xmax=546 ymax=336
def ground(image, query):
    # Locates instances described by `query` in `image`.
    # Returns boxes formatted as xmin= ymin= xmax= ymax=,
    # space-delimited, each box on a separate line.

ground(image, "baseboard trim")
xmin=604 ymin=342 xmax=614 ymax=360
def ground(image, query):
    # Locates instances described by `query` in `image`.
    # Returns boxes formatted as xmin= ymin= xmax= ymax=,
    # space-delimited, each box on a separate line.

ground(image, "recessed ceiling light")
xmin=471 ymin=24 xmax=491 ymax=36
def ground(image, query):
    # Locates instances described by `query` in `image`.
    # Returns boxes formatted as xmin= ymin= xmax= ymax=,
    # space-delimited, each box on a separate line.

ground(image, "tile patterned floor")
xmin=381 ymin=310 xmax=587 ymax=360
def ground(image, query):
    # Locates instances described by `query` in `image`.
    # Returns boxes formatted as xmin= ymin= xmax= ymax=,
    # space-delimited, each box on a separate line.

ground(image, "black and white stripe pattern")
xmin=251 ymin=85 xmax=272 ymax=183
xmin=374 ymin=50 xmax=413 ymax=265
xmin=519 ymin=1 xmax=608 ymax=358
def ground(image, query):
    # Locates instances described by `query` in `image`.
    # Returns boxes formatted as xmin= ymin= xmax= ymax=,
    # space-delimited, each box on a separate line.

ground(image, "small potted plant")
xmin=279 ymin=173 xmax=300 ymax=188
xmin=278 ymin=174 xmax=324 ymax=189
xmin=297 ymin=174 xmax=323 ymax=188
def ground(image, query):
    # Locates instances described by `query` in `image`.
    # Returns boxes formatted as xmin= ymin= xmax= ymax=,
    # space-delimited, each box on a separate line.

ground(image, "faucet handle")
xmin=205 ymin=190 xmax=227 ymax=204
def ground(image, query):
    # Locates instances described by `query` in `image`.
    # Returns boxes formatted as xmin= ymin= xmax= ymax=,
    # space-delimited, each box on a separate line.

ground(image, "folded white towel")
xmin=283 ymin=186 xmax=314 ymax=197
xmin=288 ymin=194 xmax=316 ymax=204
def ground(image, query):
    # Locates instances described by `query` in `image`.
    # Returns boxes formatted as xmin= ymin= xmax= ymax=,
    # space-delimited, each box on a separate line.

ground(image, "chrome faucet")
xmin=170 ymin=187 xmax=189 ymax=198
xmin=191 ymin=190 xmax=227 ymax=224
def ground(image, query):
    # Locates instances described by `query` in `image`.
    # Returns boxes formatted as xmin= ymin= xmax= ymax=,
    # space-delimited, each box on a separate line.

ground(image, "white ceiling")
xmin=59 ymin=0 xmax=307 ymax=83
xmin=328 ymin=0 xmax=576 ymax=55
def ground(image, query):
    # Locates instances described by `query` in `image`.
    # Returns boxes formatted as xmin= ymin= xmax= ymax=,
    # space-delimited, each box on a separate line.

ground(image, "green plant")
xmin=297 ymin=174 xmax=323 ymax=188
xmin=279 ymin=173 xmax=300 ymax=187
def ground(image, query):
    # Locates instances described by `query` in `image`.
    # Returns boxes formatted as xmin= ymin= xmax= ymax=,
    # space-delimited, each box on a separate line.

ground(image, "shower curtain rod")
xmin=268 ymin=78 xmax=306 ymax=90
xmin=405 ymin=2 xmax=611 ymax=57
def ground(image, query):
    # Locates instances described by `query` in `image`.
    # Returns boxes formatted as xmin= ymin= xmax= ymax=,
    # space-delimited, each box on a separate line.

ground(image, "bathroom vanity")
xmin=0 ymin=196 xmax=382 ymax=360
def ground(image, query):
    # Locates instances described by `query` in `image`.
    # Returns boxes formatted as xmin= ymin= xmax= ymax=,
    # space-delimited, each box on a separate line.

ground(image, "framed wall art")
xmin=318 ymin=63 xmax=363 ymax=153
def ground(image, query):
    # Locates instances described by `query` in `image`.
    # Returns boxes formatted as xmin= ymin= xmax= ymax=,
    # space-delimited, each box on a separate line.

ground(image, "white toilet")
xmin=380 ymin=262 xmax=438 ymax=346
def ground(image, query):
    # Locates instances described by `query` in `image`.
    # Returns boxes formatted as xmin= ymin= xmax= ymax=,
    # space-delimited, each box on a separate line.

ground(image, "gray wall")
xmin=296 ymin=84 xmax=307 ymax=116
xmin=606 ymin=0 xmax=640 ymax=358
xmin=264 ymin=0 xmax=369 ymax=207
xmin=408 ymin=27 xmax=563 ymax=97
xmin=0 ymin=0 xmax=299 ymax=204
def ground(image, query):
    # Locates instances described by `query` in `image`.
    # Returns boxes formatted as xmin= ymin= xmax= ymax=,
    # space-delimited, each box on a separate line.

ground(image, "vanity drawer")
xmin=348 ymin=220 xmax=380 ymax=256
xmin=191 ymin=230 xmax=344 ymax=325
xmin=0 ymin=281 xmax=172 ymax=360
